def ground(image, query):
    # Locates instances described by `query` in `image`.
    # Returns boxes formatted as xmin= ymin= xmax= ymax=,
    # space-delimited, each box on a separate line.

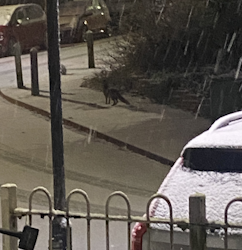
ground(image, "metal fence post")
xmin=30 ymin=47 xmax=39 ymax=96
xmin=189 ymin=194 xmax=206 ymax=250
xmin=86 ymin=30 xmax=95 ymax=68
xmin=14 ymin=42 xmax=24 ymax=89
xmin=1 ymin=184 xmax=18 ymax=250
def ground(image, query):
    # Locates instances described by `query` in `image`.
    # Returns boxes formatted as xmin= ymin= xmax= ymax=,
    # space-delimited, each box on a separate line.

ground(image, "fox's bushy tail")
xmin=117 ymin=93 xmax=130 ymax=105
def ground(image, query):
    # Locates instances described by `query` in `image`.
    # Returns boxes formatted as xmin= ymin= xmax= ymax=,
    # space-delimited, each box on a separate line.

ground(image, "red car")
xmin=0 ymin=4 xmax=47 ymax=57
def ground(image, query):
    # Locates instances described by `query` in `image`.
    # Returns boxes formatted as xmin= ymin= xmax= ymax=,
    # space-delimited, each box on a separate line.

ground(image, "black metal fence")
xmin=1 ymin=184 xmax=242 ymax=250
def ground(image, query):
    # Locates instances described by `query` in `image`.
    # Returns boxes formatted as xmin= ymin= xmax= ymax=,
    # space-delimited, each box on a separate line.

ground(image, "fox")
xmin=103 ymin=80 xmax=130 ymax=106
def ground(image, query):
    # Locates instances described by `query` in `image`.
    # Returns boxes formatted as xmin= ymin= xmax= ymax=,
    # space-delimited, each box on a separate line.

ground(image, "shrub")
xmin=120 ymin=0 xmax=242 ymax=73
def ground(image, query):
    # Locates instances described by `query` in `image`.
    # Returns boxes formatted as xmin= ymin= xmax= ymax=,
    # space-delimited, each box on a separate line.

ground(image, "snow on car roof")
xmin=150 ymin=158 xmax=242 ymax=233
xmin=182 ymin=111 xmax=242 ymax=153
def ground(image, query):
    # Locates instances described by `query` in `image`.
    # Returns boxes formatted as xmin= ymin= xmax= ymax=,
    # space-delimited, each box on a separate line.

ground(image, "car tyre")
xmin=74 ymin=21 xmax=88 ymax=43
xmin=8 ymin=38 xmax=17 ymax=56
xmin=105 ymin=23 xmax=112 ymax=37
xmin=81 ymin=25 xmax=88 ymax=42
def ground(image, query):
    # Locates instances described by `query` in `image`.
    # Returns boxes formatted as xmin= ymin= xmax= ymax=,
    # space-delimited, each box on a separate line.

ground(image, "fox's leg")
xmin=112 ymin=99 xmax=118 ymax=106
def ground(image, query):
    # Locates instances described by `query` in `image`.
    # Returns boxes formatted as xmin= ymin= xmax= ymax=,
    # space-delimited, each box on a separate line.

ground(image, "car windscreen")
xmin=183 ymin=148 xmax=242 ymax=172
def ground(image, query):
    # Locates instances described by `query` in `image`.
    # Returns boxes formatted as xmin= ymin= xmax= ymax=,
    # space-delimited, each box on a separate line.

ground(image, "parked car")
xmin=132 ymin=111 xmax=242 ymax=250
xmin=0 ymin=4 xmax=47 ymax=57
xmin=59 ymin=0 xmax=112 ymax=43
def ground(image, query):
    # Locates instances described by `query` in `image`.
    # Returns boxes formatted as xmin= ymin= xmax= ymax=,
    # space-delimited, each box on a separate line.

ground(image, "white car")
xmin=132 ymin=111 xmax=242 ymax=250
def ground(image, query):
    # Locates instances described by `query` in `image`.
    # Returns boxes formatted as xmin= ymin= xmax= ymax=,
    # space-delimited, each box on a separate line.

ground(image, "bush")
xmin=120 ymin=0 xmax=242 ymax=72
xmin=84 ymin=0 xmax=242 ymax=106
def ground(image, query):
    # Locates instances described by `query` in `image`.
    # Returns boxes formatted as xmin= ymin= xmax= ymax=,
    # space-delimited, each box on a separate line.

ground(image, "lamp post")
xmin=46 ymin=0 xmax=66 ymax=249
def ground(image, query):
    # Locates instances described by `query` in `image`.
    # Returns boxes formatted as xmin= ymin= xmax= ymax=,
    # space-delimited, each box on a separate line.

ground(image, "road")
xmin=0 ymin=37 xmax=171 ymax=250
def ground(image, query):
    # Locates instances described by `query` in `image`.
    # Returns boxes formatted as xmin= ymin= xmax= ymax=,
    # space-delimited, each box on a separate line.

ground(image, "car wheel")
xmin=105 ymin=23 xmax=112 ymax=37
xmin=74 ymin=22 xmax=88 ymax=43
xmin=81 ymin=25 xmax=88 ymax=42
xmin=8 ymin=38 xmax=17 ymax=56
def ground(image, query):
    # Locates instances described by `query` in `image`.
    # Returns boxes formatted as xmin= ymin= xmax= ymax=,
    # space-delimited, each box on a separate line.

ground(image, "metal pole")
xmin=14 ymin=42 xmax=24 ymax=89
xmin=46 ymin=0 xmax=67 ymax=249
xmin=86 ymin=30 xmax=95 ymax=68
xmin=30 ymin=47 xmax=39 ymax=96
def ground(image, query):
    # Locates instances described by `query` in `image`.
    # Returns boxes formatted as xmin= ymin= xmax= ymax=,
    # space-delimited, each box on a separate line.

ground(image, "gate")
xmin=1 ymin=184 xmax=242 ymax=250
